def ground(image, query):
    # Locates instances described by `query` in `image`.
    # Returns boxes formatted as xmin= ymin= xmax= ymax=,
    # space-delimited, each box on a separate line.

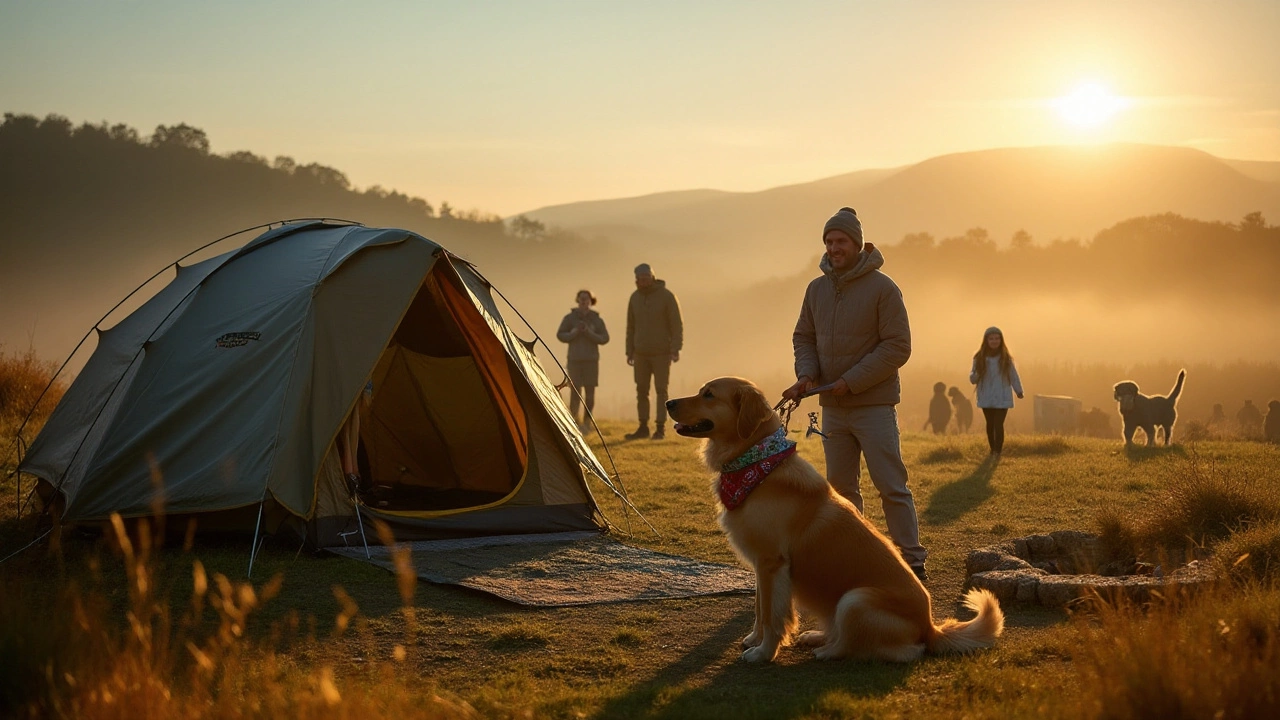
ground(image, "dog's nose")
xmin=665 ymin=399 xmax=678 ymax=411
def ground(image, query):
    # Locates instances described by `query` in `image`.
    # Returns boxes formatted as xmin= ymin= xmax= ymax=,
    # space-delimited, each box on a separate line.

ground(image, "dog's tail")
xmin=1168 ymin=369 xmax=1187 ymax=404
xmin=927 ymin=588 xmax=1004 ymax=655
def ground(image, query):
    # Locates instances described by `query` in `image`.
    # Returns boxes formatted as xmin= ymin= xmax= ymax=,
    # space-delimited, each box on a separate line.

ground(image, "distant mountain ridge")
xmin=522 ymin=143 xmax=1280 ymax=277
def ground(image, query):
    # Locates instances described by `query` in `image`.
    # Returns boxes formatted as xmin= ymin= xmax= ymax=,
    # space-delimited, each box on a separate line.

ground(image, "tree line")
xmin=887 ymin=212 xmax=1278 ymax=301
xmin=0 ymin=113 xmax=605 ymax=286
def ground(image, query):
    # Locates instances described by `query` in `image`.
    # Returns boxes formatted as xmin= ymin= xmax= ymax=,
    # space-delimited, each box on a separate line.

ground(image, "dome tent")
xmin=20 ymin=221 xmax=621 ymax=554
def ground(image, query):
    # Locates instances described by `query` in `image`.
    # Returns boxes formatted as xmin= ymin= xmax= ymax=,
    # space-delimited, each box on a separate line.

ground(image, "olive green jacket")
xmin=626 ymin=280 xmax=683 ymax=357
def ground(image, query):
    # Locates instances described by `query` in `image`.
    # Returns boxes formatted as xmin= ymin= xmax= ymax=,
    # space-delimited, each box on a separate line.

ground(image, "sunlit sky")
xmin=2 ymin=0 xmax=1278 ymax=215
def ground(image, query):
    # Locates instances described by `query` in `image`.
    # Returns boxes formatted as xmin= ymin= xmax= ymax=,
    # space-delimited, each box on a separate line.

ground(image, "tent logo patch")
xmin=216 ymin=331 xmax=261 ymax=349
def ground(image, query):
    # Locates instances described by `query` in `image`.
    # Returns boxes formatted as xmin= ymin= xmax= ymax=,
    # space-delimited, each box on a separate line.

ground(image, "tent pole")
xmin=354 ymin=502 xmax=370 ymax=559
xmin=247 ymin=501 xmax=265 ymax=578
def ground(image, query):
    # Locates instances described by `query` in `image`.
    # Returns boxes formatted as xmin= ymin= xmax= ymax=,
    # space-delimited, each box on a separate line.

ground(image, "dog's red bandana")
xmin=718 ymin=429 xmax=797 ymax=510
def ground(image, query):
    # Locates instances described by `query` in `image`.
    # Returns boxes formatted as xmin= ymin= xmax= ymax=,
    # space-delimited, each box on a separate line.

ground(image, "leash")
xmin=772 ymin=382 xmax=839 ymax=436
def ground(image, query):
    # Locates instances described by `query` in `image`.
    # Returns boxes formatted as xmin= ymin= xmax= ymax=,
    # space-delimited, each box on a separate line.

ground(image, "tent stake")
xmin=247 ymin=501 xmax=265 ymax=578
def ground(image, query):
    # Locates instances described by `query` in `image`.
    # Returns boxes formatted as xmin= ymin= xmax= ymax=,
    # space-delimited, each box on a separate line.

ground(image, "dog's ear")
xmin=735 ymin=384 xmax=775 ymax=439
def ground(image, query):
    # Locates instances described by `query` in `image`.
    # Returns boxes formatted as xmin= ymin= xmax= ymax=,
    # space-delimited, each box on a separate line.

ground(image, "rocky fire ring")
xmin=966 ymin=530 xmax=1215 ymax=608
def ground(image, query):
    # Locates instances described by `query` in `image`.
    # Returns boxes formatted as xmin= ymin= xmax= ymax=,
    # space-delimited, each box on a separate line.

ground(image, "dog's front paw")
xmin=795 ymin=630 xmax=826 ymax=647
xmin=813 ymin=643 xmax=845 ymax=661
xmin=740 ymin=644 xmax=776 ymax=663
xmin=740 ymin=630 xmax=762 ymax=649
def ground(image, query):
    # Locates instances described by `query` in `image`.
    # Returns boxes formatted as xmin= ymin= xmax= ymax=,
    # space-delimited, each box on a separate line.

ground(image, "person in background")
xmin=970 ymin=326 xmax=1023 ymax=458
xmin=625 ymin=263 xmax=683 ymax=441
xmin=1237 ymin=399 xmax=1264 ymax=438
xmin=556 ymin=289 xmax=609 ymax=431
xmin=924 ymin=381 xmax=951 ymax=434
xmin=1264 ymin=400 xmax=1280 ymax=444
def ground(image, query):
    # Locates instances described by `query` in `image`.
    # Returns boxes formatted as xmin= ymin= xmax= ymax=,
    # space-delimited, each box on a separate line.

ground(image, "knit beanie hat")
xmin=983 ymin=326 xmax=1002 ymax=339
xmin=823 ymin=207 xmax=864 ymax=249
xmin=634 ymin=263 xmax=652 ymax=276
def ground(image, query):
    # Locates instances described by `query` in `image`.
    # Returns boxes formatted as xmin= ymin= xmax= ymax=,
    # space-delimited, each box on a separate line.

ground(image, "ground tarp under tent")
xmin=19 ymin=220 xmax=627 ymax=549
xmin=329 ymin=531 xmax=756 ymax=607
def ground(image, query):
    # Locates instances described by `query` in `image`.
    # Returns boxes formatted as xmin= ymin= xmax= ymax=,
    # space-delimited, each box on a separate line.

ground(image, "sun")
xmin=1053 ymin=82 xmax=1130 ymax=128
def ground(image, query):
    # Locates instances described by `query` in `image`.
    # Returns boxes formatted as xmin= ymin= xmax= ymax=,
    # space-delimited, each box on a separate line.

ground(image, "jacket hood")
xmin=638 ymin=279 xmax=667 ymax=293
xmin=820 ymin=243 xmax=884 ymax=285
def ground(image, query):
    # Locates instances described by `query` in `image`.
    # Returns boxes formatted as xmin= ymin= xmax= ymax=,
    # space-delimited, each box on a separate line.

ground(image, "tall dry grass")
xmin=0 ymin=515 xmax=477 ymax=719
xmin=0 ymin=345 xmax=65 ymax=470
xmin=1097 ymin=453 xmax=1280 ymax=575
xmin=1072 ymin=451 xmax=1280 ymax=718
xmin=1068 ymin=583 xmax=1280 ymax=720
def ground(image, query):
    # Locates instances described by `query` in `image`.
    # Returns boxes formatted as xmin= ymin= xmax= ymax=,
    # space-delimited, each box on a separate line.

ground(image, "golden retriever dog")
xmin=666 ymin=377 xmax=1003 ymax=663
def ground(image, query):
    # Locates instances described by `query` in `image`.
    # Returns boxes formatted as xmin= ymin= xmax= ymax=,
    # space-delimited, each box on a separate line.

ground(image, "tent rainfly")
xmin=19 ymin=221 xmax=619 ymax=550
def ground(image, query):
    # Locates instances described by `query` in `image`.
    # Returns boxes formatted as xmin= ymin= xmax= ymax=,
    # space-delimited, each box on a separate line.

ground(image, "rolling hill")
xmin=521 ymin=143 xmax=1280 ymax=279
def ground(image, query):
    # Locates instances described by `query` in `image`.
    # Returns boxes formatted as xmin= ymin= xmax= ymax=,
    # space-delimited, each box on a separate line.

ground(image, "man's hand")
xmin=627 ymin=354 xmax=634 ymax=366
xmin=1016 ymin=392 xmax=1024 ymax=400
xmin=671 ymin=351 xmax=680 ymax=363
xmin=831 ymin=379 xmax=849 ymax=396
xmin=782 ymin=376 xmax=813 ymax=402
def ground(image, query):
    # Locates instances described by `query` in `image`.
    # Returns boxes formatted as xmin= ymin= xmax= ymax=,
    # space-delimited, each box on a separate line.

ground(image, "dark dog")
xmin=923 ymin=382 xmax=950 ymax=434
xmin=1113 ymin=370 xmax=1186 ymax=446
xmin=948 ymin=386 xmax=973 ymax=433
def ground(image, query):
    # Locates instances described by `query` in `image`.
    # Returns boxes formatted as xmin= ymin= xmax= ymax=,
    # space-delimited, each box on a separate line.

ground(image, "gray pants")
xmin=821 ymin=404 xmax=927 ymax=567
xmin=633 ymin=354 xmax=671 ymax=428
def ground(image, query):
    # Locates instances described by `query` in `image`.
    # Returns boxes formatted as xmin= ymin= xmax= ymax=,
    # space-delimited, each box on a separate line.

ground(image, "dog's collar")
xmin=722 ymin=427 xmax=793 ymax=472
xmin=718 ymin=428 xmax=797 ymax=510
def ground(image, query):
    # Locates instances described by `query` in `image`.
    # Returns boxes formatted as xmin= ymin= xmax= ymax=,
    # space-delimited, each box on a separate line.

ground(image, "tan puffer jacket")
xmin=792 ymin=243 xmax=911 ymax=407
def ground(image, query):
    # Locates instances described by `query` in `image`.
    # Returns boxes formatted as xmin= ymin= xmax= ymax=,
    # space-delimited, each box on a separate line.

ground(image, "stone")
xmin=969 ymin=569 xmax=1046 ymax=604
xmin=966 ymin=548 xmax=1032 ymax=575
xmin=1012 ymin=538 xmax=1029 ymax=559
xmin=1050 ymin=530 xmax=1098 ymax=556
xmin=966 ymin=549 xmax=1008 ymax=575
xmin=1015 ymin=575 xmax=1040 ymax=602
xmin=1036 ymin=574 xmax=1094 ymax=607
xmin=1025 ymin=534 xmax=1056 ymax=558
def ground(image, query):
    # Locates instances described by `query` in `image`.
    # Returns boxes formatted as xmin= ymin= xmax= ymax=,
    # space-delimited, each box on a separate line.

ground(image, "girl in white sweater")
xmin=969 ymin=326 xmax=1023 ymax=457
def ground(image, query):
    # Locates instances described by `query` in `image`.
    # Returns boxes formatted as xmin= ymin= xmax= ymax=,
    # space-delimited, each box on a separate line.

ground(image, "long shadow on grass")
xmin=592 ymin=609 xmax=911 ymax=720
xmin=1123 ymin=444 xmax=1188 ymax=462
xmin=921 ymin=456 xmax=998 ymax=527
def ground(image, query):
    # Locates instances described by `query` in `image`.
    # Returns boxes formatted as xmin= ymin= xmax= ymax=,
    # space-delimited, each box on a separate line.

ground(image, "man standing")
xmin=625 ymin=263 xmax=683 ymax=440
xmin=782 ymin=207 xmax=928 ymax=582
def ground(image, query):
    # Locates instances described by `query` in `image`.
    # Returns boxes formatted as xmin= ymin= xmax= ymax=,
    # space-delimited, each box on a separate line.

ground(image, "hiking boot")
xmin=650 ymin=427 xmax=665 ymax=440
xmin=910 ymin=564 xmax=929 ymax=584
xmin=624 ymin=424 xmax=650 ymax=440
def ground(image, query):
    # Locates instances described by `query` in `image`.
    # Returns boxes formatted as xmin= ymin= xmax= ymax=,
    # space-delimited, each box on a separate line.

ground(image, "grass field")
xmin=3 ymin=418 xmax=1279 ymax=719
